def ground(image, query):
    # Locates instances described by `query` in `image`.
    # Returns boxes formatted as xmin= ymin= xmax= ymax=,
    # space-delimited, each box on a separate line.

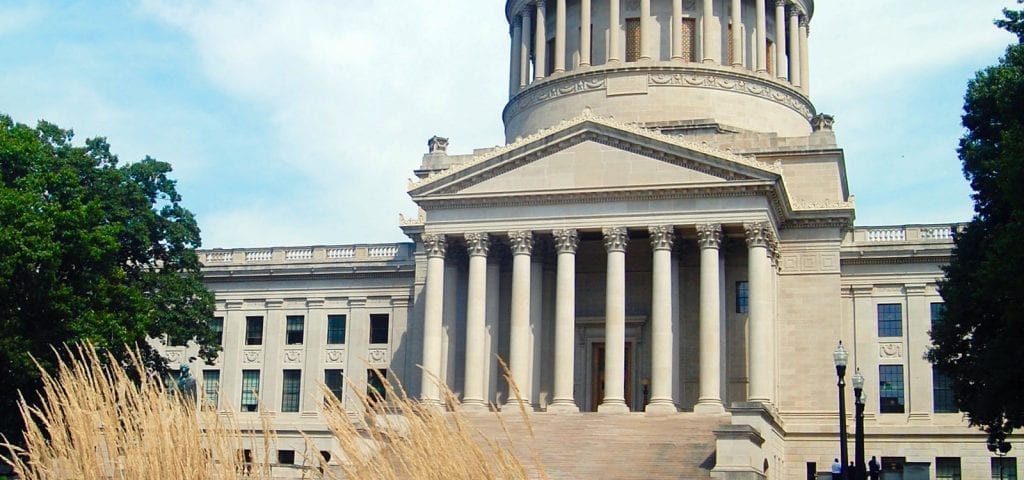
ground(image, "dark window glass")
xmin=281 ymin=370 xmax=301 ymax=413
xmin=931 ymin=302 xmax=946 ymax=329
xmin=736 ymin=281 xmax=749 ymax=314
xmin=245 ymin=316 xmax=264 ymax=345
xmin=877 ymin=304 xmax=903 ymax=337
xmin=327 ymin=315 xmax=347 ymax=345
xmin=882 ymin=457 xmax=905 ymax=472
xmin=992 ymin=457 xmax=1017 ymax=480
xmin=241 ymin=370 xmax=260 ymax=412
xmin=879 ymin=365 xmax=905 ymax=413
xmin=367 ymin=369 xmax=387 ymax=404
xmin=626 ymin=18 xmax=641 ymax=62
xmin=211 ymin=317 xmax=224 ymax=345
xmin=286 ymin=315 xmax=304 ymax=345
xmin=202 ymin=369 xmax=220 ymax=410
xmin=278 ymin=450 xmax=295 ymax=465
xmin=325 ymin=369 xmax=344 ymax=403
xmin=933 ymin=369 xmax=957 ymax=413
xmin=369 ymin=314 xmax=389 ymax=344
xmin=682 ymin=18 xmax=697 ymax=63
xmin=936 ymin=457 xmax=961 ymax=480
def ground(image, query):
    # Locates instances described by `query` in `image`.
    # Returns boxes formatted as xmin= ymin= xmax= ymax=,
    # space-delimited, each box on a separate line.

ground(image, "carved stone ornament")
xmin=810 ymin=113 xmax=835 ymax=132
xmin=368 ymin=348 xmax=388 ymax=365
xmin=696 ymin=224 xmax=722 ymax=249
xmin=243 ymin=350 xmax=261 ymax=364
xmin=508 ymin=230 xmax=534 ymax=255
xmin=464 ymin=232 xmax=490 ymax=257
xmin=427 ymin=135 xmax=449 ymax=154
xmin=879 ymin=343 xmax=903 ymax=360
xmin=775 ymin=0 xmax=787 ymax=7
xmin=744 ymin=222 xmax=771 ymax=249
xmin=422 ymin=233 xmax=447 ymax=258
xmin=165 ymin=350 xmax=182 ymax=363
xmin=283 ymin=350 xmax=303 ymax=364
xmin=602 ymin=227 xmax=629 ymax=252
xmin=325 ymin=349 xmax=345 ymax=363
xmin=649 ymin=225 xmax=675 ymax=251
xmin=553 ymin=228 xmax=579 ymax=254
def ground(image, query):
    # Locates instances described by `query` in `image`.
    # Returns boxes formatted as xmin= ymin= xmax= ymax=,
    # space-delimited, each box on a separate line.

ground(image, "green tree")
xmin=0 ymin=115 xmax=217 ymax=445
xmin=929 ymin=2 xmax=1024 ymax=443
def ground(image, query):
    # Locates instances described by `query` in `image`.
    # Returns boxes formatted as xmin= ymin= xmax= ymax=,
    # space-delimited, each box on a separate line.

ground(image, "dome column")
xmin=609 ymin=0 xmax=621 ymax=63
xmin=671 ymin=0 xmax=684 ymax=61
xmin=788 ymin=5 xmax=801 ymax=87
xmin=555 ymin=0 xmax=567 ymax=73
xmin=799 ymin=14 xmax=810 ymax=93
xmin=640 ymin=0 xmax=652 ymax=60
xmin=510 ymin=16 xmax=523 ymax=96
xmin=520 ymin=8 xmax=533 ymax=88
xmin=702 ymin=0 xmax=720 ymax=64
xmin=580 ymin=0 xmax=592 ymax=66
xmin=774 ymin=0 xmax=787 ymax=81
xmin=535 ymin=1 xmax=547 ymax=80
xmin=731 ymin=0 xmax=742 ymax=67
xmin=755 ymin=0 xmax=768 ymax=73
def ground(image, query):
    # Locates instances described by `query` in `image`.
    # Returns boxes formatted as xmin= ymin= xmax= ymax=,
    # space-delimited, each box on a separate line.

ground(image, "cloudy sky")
xmin=0 ymin=1 xmax=1018 ymax=248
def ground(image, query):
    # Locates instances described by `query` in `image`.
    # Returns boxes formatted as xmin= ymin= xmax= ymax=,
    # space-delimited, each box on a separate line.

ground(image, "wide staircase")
xmin=461 ymin=411 xmax=729 ymax=479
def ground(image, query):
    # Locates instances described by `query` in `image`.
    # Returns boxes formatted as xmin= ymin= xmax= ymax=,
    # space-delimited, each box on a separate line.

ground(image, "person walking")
xmin=868 ymin=456 xmax=881 ymax=480
xmin=831 ymin=458 xmax=843 ymax=480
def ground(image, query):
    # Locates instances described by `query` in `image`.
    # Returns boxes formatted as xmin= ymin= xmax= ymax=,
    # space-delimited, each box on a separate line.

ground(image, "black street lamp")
xmin=852 ymin=369 xmax=866 ymax=480
xmin=987 ymin=438 xmax=1012 ymax=480
xmin=833 ymin=341 xmax=850 ymax=480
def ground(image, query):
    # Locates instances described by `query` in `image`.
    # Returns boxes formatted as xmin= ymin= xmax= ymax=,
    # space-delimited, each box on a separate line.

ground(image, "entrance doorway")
xmin=589 ymin=342 xmax=634 ymax=411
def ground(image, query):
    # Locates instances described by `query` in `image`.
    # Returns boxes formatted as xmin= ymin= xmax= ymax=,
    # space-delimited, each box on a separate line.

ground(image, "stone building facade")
xmin=163 ymin=1 xmax=1017 ymax=478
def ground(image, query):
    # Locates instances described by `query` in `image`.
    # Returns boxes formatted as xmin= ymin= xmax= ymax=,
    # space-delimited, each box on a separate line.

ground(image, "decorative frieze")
xmin=465 ymin=232 xmax=490 ymax=257
xmin=242 ymin=349 xmax=262 ymax=364
xmin=508 ymin=230 xmax=534 ymax=255
xmin=324 ymin=349 xmax=345 ymax=364
xmin=649 ymin=225 xmax=675 ymax=251
xmin=422 ymin=233 xmax=447 ymax=258
xmin=696 ymin=223 xmax=722 ymax=249
xmin=553 ymin=228 xmax=579 ymax=253
xmin=648 ymin=72 xmax=813 ymax=118
xmin=368 ymin=347 xmax=389 ymax=366
xmin=602 ymin=227 xmax=629 ymax=252
xmin=283 ymin=349 xmax=303 ymax=364
xmin=879 ymin=343 xmax=903 ymax=360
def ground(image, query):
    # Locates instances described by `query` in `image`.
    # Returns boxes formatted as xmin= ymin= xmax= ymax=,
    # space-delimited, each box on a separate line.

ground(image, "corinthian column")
xmin=799 ymin=14 xmax=810 ymax=93
xmin=731 ymin=0 xmax=742 ymax=67
xmin=702 ymin=0 xmax=719 ymax=64
xmin=647 ymin=226 xmax=677 ymax=413
xmin=580 ymin=0 xmax=592 ymax=66
xmin=535 ymin=1 xmax=548 ymax=80
xmin=420 ymin=234 xmax=447 ymax=405
xmin=555 ymin=0 xmax=567 ymax=72
xmin=599 ymin=227 xmax=630 ymax=413
xmin=462 ymin=233 xmax=489 ymax=410
xmin=745 ymin=223 xmax=773 ymax=404
xmin=695 ymin=224 xmax=724 ymax=414
xmin=774 ymin=0 xmax=787 ymax=81
xmin=609 ymin=0 xmax=621 ymax=63
xmin=506 ymin=230 xmax=533 ymax=407
xmin=755 ymin=0 xmax=767 ymax=73
xmin=671 ymin=0 xmax=683 ymax=61
xmin=521 ymin=8 xmax=533 ymax=87
xmin=550 ymin=229 xmax=580 ymax=412
xmin=788 ymin=6 xmax=801 ymax=87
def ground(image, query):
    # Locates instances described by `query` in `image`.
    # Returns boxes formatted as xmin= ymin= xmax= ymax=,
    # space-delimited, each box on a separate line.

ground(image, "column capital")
xmin=799 ymin=14 xmax=809 ymax=28
xmin=649 ymin=225 xmax=675 ymax=251
xmin=696 ymin=224 xmax=722 ymax=249
xmin=774 ymin=0 xmax=787 ymax=7
xmin=522 ymin=5 xmax=534 ymax=19
xmin=423 ymin=233 xmax=447 ymax=258
xmin=535 ymin=0 xmax=545 ymax=12
xmin=465 ymin=232 xmax=490 ymax=257
xmin=787 ymin=5 xmax=800 ymax=18
xmin=602 ymin=227 xmax=629 ymax=252
xmin=553 ymin=228 xmax=579 ymax=253
xmin=744 ymin=222 xmax=771 ymax=248
xmin=508 ymin=230 xmax=534 ymax=255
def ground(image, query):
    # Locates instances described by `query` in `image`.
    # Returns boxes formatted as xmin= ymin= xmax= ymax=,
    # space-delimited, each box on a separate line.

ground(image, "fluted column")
xmin=702 ymin=0 xmax=719 ymax=64
xmin=799 ymin=15 xmax=810 ymax=93
xmin=640 ymin=0 xmax=651 ymax=60
xmin=695 ymin=224 xmax=725 ymax=413
xmin=755 ymin=0 xmax=767 ymax=72
xmin=774 ymin=0 xmax=787 ymax=81
xmin=510 ymin=18 xmax=523 ymax=96
xmin=745 ymin=223 xmax=773 ymax=404
xmin=609 ymin=0 xmax=621 ymax=63
xmin=731 ymin=0 xmax=742 ymax=67
xmin=788 ymin=6 xmax=800 ymax=87
xmin=420 ymin=234 xmax=447 ymax=404
xmin=520 ymin=8 xmax=533 ymax=87
xmin=550 ymin=229 xmax=579 ymax=412
xmin=462 ymin=233 xmax=489 ymax=410
xmin=599 ymin=227 xmax=630 ymax=412
xmin=580 ymin=0 xmax=592 ymax=66
xmin=671 ymin=0 xmax=683 ymax=61
xmin=507 ymin=230 xmax=533 ymax=407
xmin=555 ymin=0 xmax=566 ymax=72
xmin=535 ymin=1 xmax=547 ymax=80
xmin=647 ymin=226 xmax=677 ymax=413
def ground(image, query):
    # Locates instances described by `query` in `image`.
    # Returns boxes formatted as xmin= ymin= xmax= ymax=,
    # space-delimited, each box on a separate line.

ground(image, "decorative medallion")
xmin=879 ymin=343 xmax=903 ymax=360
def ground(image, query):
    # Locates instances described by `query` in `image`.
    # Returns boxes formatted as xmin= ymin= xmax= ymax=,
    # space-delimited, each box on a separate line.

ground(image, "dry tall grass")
xmin=0 ymin=344 xmax=545 ymax=479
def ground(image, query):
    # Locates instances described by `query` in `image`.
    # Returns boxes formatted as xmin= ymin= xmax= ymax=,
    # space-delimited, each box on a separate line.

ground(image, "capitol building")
xmin=162 ymin=0 xmax=1016 ymax=478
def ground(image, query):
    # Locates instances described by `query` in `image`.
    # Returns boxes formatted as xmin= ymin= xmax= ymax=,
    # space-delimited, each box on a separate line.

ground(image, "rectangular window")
xmin=727 ymin=24 xmax=735 ymax=65
xmin=241 ymin=370 xmax=260 ymax=412
xmin=992 ymin=457 xmax=1017 ymax=480
xmin=625 ymin=18 xmax=641 ymax=62
xmin=681 ymin=18 xmax=697 ymax=62
xmin=286 ymin=315 xmax=304 ymax=345
xmin=367 ymin=369 xmax=387 ymax=404
xmin=879 ymin=365 xmax=905 ymax=413
xmin=546 ymin=38 xmax=555 ymax=75
xmin=369 ymin=314 xmax=390 ymax=344
xmin=877 ymin=303 xmax=903 ymax=337
xmin=933 ymin=369 xmax=957 ymax=413
xmin=325 ymin=369 xmax=344 ymax=403
xmin=931 ymin=302 xmax=946 ymax=328
xmin=936 ymin=457 xmax=961 ymax=480
xmin=281 ymin=369 xmax=301 ymax=413
xmin=202 ymin=369 xmax=220 ymax=410
xmin=327 ymin=315 xmax=347 ymax=344
xmin=277 ymin=450 xmax=295 ymax=465
xmin=211 ymin=317 xmax=224 ymax=346
xmin=882 ymin=457 xmax=905 ymax=472
xmin=245 ymin=316 xmax=264 ymax=345
xmin=736 ymin=281 xmax=749 ymax=314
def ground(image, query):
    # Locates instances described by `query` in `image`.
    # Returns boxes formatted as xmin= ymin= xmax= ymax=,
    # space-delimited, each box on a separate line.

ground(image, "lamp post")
xmin=852 ymin=369 xmax=866 ymax=480
xmin=833 ymin=341 xmax=850 ymax=480
xmin=987 ymin=438 xmax=1012 ymax=480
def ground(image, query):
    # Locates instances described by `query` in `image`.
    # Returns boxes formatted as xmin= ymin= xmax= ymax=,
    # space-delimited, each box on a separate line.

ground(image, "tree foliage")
xmin=930 ymin=2 xmax=1024 ymax=442
xmin=0 ymin=115 xmax=216 ymax=444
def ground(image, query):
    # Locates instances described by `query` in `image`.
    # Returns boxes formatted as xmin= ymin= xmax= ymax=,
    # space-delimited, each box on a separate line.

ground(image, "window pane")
xmin=370 ymin=314 xmax=390 ymax=344
xmin=241 ymin=370 xmax=260 ymax=412
xmin=211 ymin=317 xmax=224 ymax=346
xmin=936 ymin=457 xmax=961 ymax=480
xmin=286 ymin=315 xmax=304 ymax=345
xmin=367 ymin=369 xmax=387 ymax=404
xmin=281 ymin=370 xmax=301 ymax=412
xmin=278 ymin=450 xmax=295 ymax=465
xmin=246 ymin=316 xmax=264 ymax=345
xmin=877 ymin=304 xmax=903 ymax=337
xmin=203 ymin=369 xmax=220 ymax=410
xmin=933 ymin=369 xmax=957 ymax=413
xmin=992 ymin=457 xmax=1017 ymax=480
xmin=327 ymin=315 xmax=347 ymax=345
xmin=626 ymin=18 xmax=641 ymax=62
xmin=325 ymin=369 xmax=344 ymax=403
xmin=682 ymin=18 xmax=696 ymax=62
xmin=931 ymin=302 xmax=946 ymax=329
xmin=879 ymin=365 xmax=905 ymax=413
xmin=736 ymin=281 xmax=749 ymax=314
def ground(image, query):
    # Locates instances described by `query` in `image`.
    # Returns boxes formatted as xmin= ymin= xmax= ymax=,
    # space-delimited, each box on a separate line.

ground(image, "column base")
xmin=644 ymin=400 xmax=678 ymax=415
xmin=502 ymin=399 xmax=535 ymax=413
xmin=546 ymin=400 xmax=580 ymax=413
xmin=694 ymin=400 xmax=726 ymax=414
xmin=460 ymin=400 xmax=489 ymax=413
xmin=597 ymin=399 xmax=630 ymax=413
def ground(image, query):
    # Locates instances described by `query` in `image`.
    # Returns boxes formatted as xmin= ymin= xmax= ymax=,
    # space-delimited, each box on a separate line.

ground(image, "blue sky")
xmin=0 ymin=1 xmax=1018 ymax=248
